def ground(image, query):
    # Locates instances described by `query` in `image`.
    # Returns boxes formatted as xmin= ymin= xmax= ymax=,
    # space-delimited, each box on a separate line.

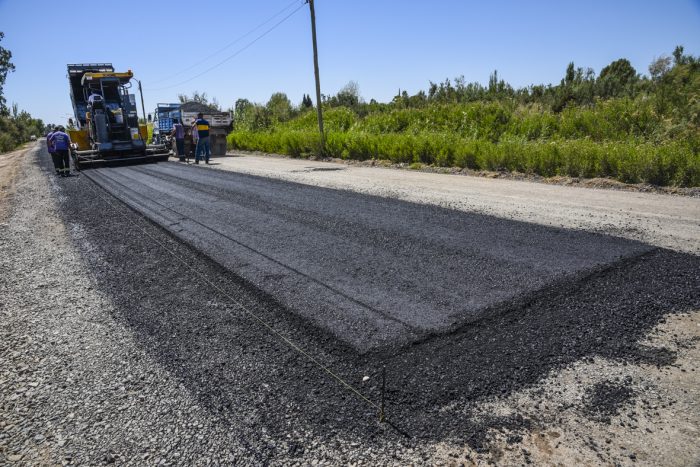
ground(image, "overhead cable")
xmin=149 ymin=0 xmax=301 ymax=85
xmin=147 ymin=3 xmax=306 ymax=92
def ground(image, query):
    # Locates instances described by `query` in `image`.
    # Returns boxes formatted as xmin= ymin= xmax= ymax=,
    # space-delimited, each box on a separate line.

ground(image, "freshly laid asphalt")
xmin=29 ymin=151 xmax=699 ymax=456
xmin=86 ymin=162 xmax=652 ymax=353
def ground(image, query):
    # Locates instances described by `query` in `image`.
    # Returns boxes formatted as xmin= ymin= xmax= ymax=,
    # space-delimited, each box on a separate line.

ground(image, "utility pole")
xmin=137 ymin=80 xmax=147 ymax=128
xmin=307 ymin=0 xmax=325 ymax=154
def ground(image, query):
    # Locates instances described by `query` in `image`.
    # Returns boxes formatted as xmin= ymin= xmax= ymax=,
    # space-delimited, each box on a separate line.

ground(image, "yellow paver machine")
xmin=67 ymin=63 xmax=169 ymax=169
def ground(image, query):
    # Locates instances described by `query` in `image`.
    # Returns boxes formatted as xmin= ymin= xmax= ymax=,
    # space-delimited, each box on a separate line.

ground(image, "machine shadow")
xmin=52 ymin=152 xmax=699 ymax=448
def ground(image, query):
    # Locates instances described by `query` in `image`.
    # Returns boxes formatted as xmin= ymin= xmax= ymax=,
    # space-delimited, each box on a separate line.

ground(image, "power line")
xmin=147 ymin=3 xmax=306 ymax=92
xmin=149 ymin=0 xmax=300 ymax=85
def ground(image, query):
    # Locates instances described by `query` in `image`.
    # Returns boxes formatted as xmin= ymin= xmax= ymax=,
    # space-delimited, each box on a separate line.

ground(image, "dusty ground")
xmin=0 ymin=144 xmax=33 ymax=219
xmin=1 ymin=146 xmax=698 ymax=465
xmin=437 ymin=310 xmax=700 ymax=465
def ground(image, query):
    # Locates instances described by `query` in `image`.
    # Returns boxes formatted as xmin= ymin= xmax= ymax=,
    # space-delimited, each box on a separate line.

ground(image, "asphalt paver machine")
xmin=67 ymin=63 xmax=169 ymax=169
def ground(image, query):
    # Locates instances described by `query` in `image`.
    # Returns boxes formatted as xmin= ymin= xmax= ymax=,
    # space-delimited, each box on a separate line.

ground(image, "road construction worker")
xmin=171 ymin=119 xmax=185 ymax=162
xmin=193 ymin=112 xmax=210 ymax=164
xmin=46 ymin=128 xmax=60 ymax=175
xmin=189 ymin=120 xmax=199 ymax=164
xmin=49 ymin=126 xmax=72 ymax=177
xmin=87 ymin=91 xmax=104 ymax=109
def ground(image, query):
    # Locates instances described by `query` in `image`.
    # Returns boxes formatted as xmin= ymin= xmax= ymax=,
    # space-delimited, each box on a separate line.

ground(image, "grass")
xmin=228 ymin=100 xmax=700 ymax=187
xmin=228 ymin=130 xmax=699 ymax=187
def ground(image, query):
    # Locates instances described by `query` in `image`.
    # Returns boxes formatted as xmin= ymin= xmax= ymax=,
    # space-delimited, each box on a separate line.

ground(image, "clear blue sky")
xmin=1 ymin=0 xmax=699 ymax=125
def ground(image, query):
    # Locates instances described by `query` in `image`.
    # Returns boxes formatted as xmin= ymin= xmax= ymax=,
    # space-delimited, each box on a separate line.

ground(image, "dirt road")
xmin=0 ymin=144 xmax=33 ymax=219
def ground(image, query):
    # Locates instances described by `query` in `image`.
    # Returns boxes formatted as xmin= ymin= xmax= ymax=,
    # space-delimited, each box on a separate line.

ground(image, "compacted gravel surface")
xmin=1 ymin=145 xmax=699 ymax=465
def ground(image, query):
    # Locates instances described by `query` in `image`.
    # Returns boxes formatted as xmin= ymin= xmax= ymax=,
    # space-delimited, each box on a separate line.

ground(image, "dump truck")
xmin=152 ymin=102 xmax=232 ymax=158
xmin=67 ymin=63 xmax=169 ymax=169
xmin=151 ymin=103 xmax=181 ymax=145
xmin=179 ymin=101 xmax=232 ymax=157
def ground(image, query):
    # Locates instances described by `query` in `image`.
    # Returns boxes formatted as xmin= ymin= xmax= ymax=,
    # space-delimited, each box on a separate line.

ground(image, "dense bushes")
xmin=228 ymin=47 xmax=700 ymax=187
xmin=0 ymin=108 xmax=44 ymax=152
xmin=229 ymin=130 xmax=699 ymax=186
xmin=228 ymin=96 xmax=700 ymax=186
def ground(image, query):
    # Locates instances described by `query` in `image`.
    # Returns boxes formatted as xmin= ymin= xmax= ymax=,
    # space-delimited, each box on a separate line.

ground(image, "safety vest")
xmin=195 ymin=119 xmax=210 ymax=138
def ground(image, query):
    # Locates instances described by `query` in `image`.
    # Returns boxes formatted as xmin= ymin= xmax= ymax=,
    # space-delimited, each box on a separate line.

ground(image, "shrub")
xmin=227 ymin=91 xmax=700 ymax=187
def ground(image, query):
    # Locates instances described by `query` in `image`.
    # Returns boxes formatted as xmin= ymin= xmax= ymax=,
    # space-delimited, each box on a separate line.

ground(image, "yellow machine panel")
xmin=81 ymin=71 xmax=134 ymax=85
xmin=139 ymin=124 xmax=148 ymax=142
xmin=68 ymin=129 xmax=90 ymax=151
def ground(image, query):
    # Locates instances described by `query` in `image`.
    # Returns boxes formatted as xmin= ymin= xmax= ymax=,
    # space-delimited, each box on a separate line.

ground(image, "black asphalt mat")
xmin=43 ymin=153 xmax=699 ymax=447
xmin=86 ymin=162 xmax=652 ymax=352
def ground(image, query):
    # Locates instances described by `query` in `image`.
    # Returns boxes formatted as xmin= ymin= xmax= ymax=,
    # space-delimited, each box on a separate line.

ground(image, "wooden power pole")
xmin=307 ymin=0 xmax=325 ymax=154
xmin=137 ymin=80 xmax=147 ymax=130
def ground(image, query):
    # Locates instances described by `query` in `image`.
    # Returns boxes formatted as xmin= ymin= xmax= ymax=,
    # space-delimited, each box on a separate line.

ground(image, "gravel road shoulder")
xmin=0 ymin=144 xmax=33 ymax=220
xmin=0 ymin=149 xmax=260 ymax=464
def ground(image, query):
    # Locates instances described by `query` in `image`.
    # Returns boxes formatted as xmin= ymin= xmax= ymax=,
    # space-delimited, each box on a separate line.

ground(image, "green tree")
xmin=0 ymin=106 xmax=44 ymax=151
xmin=597 ymin=59 xmax=638 ymax=98
xmin=301 ymin=94 xmax=313 ymax=109
xmin=487 ymin=70 xmax=514 ymax=99
xmin=564 ymin=62 xmax=576 ymax=85
xmin=334 ymin=81 xmax=362 ymax=108
xmin=0 ymin=32 xmax=16 ymax=114
xmin=178 ymin=91 xmax=209 ymax=105
xmin=673 ymin=46 xmax=685 ymax=65
xmin=233 ymin=98 xmax=258 ymax=130
xmin=654 ymin=48 xmax=700 ymax=125
xmin=0 ymin=34 xmax=45 ymax=151
xmin=265 ymin=92 xmax=293 ymax=122
xmin=649 ymin=55 xmax=672 ymax=81
xmin=234 ymin=98 xmax=252 ymax=117
xmin=177 ymin=91 xmax=222 ymax=110
xmin=554 ymin=62 xmax=585 ymax=111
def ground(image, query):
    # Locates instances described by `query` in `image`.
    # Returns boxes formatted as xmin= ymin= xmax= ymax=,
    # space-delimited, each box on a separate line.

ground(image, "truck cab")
xmin=152 ymin=103 xmax=182 ymax=145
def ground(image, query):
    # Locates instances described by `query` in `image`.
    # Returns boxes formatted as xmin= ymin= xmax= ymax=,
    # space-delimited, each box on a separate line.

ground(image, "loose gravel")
xmin=1 ymin=146 xmax=698 ymax=465
xmin=584 ymin=379 xmax=637 ymax=420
